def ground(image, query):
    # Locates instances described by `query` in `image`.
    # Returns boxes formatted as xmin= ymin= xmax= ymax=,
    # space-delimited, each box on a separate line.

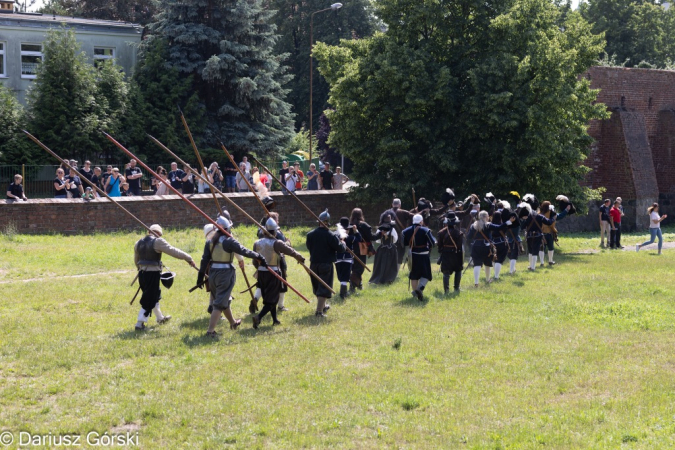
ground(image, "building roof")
xmin=0 ymin=12 xmax=143 ymax=35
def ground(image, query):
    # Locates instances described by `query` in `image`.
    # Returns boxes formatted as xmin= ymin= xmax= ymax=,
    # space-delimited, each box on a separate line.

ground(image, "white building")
xmin=0 ymin=0 xmax=143 ymax=103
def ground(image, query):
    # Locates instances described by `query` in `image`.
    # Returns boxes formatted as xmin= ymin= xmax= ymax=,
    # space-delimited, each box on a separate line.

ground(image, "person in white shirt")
xmin=636 ymin=203 xmax=667 ymax=254
xmin=284 ymin=167 xmax=299 ymax=194
xmin=333 ymin=166 xmax=350 ymax=190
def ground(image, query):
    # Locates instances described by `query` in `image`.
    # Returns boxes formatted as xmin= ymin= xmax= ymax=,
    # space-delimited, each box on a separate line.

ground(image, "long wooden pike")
xmin=23 ymin=130 xmax=159 ymax=237
xmin=178 ymin=106 xmax=221 ymax=215
xmin=104 ymin=131 xmax=311 ymax=303
xmin=148 ymin=134 xmax=335 ymax=296
xmin=251 ymin=156 xmax=371 ymax=273
xmin=219 ymin=141 xmax=270 ymax=217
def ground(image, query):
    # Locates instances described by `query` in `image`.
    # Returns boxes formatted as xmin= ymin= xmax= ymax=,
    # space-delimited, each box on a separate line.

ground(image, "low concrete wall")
xmin=0 ymin=191 xmax=388 ymax=234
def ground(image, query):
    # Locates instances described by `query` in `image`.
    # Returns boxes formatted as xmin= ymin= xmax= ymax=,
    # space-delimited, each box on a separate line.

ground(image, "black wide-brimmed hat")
xmin=160 ymin=271 xmax=175 ymax=289
xmin=444 ymin=211 xmax=460 ymax=226
xmin=378 ymin=222 xmax=392 ymax=232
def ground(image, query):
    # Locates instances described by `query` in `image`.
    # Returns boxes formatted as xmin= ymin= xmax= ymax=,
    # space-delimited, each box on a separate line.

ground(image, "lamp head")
xmin=331 ymin=2 xmax=343 ymax=10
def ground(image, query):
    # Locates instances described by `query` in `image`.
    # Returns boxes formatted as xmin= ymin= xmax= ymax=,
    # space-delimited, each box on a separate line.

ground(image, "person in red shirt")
xmin=609 ymin=200 xmax=623 ymax=249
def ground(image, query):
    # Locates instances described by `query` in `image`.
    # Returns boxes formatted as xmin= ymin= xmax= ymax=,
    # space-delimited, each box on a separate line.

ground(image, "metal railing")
xmin=1 ymin=158 xmax=327 ymax=198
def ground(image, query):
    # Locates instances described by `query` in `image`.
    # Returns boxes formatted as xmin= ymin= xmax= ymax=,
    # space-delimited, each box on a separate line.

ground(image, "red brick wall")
xmin=581 ymin=66 xmax=675 ymax=229
xmin=586 ymin=67 xmax=675 ymax=196
xmin=0 ymin=191 xmax=389 ymax=235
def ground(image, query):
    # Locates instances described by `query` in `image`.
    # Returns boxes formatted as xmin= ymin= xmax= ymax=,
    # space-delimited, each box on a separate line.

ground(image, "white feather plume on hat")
xmin=556 ymin=194 xmax=569 ymax=203
xmin=518 ymin=202 xmax=533 ymax=214
xmin=500 ymin=200 xmax=511 ymax=210
xmin=523 ymin=193 xmax=536 ymax=203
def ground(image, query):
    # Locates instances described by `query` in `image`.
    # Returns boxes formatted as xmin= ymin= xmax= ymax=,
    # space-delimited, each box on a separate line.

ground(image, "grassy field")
xmin=1 ymin=224 xmax=675 ymax=449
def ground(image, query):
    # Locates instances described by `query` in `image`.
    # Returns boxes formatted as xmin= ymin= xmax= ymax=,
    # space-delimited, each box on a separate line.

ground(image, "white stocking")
xmin=538 ymin=251 xmax=545 ymax=265
xmin=473 ymin=266 xmax=481 ymax=285
xmin=485 ymin=266 xmax=491 ymax=281
xmin=152 ymin=304 xmax=165 ymax=322
xmin=494 ymin=263 xmax=502 ymax=279
xmin=418 ymin=278 xmax=429 ymax=290
xmin=509 ymin=259 xmax=517 ymax=273
xmin=254 ymin=288 xmax=261 ymax=300
xmin=548 ymin=250 xmax=554 ymax=263
xmin=530 ymin=255 xmax=536 ymax=270
xmin=277 ymin=293 xmax=285 ymax=309
xmin=137 ymin=308 xmax=150 ymax=325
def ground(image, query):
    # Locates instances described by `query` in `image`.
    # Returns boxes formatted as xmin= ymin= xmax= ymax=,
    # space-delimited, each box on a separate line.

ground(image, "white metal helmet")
xmin=265 ymin=218 xmax=279 ymax=231
xmin=203 ymin=223 xmax=217 ymax=240
xmin=216 ymin=215 xmax=232 ymax=230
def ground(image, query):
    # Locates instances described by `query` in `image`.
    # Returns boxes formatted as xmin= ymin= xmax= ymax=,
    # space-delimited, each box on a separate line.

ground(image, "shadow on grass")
xmin=293 ymin=314 xmax=333 ymax=327
xmin=181 ymin=333 xmax=223 ymax=347
xmin=395 ymin=295 xmax=428 ymax=308
xmin=114 ymin=328 xmax=165 ymax=340
xmin=179 ymin=317 xmax=210 ymax=330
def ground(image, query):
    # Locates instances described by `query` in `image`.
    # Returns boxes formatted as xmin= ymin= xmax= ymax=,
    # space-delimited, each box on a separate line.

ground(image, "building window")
xmin=93 ymin=47 xmax=115 ymax=68
xmin=21 ymin=43 xmax=43 ymax=79
xmin=0 ymin=42 xmax=5 ymax=77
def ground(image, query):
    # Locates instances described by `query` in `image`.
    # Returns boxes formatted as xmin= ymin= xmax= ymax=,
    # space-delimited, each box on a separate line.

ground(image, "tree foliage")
xmin=0 ymin=84 xmax=34 ymax=165
xmin=268 ymin=0 xmax=375 ymax=130
xmin=26 ymin=27 xmax=127 ymax=164
xmin=580 ymin=0 xmax=675 ymax=68
xmin=117 ymin=38 xmax=205 ymax=165
xmin=39 ymin=0 xmax=158 ymax=25
xmin=314 ymin=0 xmax=608 ymax=207
xmin=147 ymin=0 xmax=295 ymax=158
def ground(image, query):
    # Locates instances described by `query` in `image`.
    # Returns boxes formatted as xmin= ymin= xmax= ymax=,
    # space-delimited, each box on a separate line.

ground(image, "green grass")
xmin=1 ymin=224 xmax=675 ymax=449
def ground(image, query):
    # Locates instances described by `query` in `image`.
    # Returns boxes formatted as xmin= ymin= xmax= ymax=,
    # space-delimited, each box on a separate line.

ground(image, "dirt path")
xmin=0 ymin=270 xmax=134 ymax=285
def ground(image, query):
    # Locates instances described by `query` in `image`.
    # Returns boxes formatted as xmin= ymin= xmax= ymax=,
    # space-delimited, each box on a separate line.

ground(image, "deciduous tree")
xmin=314 ymin=0 xmax=608 ymax=207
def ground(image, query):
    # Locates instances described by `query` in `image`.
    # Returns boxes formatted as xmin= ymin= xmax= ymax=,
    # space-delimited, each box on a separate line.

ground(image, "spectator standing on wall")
xmin=125 ymin=159 xmax=143 ymax=196
xmin=284 ymin=166 xmax=299 ymax=194
xmin=333 ymin=166 xmax=350 ymax=190
xmin=279 ymin=161 xmax=289 ymax=193
xmin=306 ymin=163 xmax=319 ymax=190
xmin=637 ymin=203 xmax=667 ymax=255
xmin=241 ymin=156 xmax=252 ymax=172
xmin=181 ymin=165 xmax=195 ymax=194
xmin=223 ymin=160 xmax=237 ymax=193
xmin=208 ymin=162 xmax=223 ymax=193
xmin=168 ymin=162 xmax=186 ymax=193
xmin=54 ymin=168 xmax=67 ymax=198
xmin=319 ymin=162 xmax=334 ymax=190
xmin=198 ymin=167 xmax=211 ymax=193
xmin=105 ymin=168 xmax=123 ymax=197
xmin=91 ymin=167 xmax=102 ymax=192
xmin=65 ymin=167 xmax=85 ymax=199
xmin=7 ymin=174 xmax=28 ymax=201
xmin=598 ymin=199 xmax=611 ymax=248
xmin=293 ymin=162 xmax=304 ymax=190
xmin=235 ymin=163 xmax=252 ymax=192
xmin=101 ymin=165 xmax=113 ymax=190
xmin=79 ymin=160 xmax=94 ymax=183
xmin=609 ymin=200 xmax=623 ymax=249
xmin=155 ymin=167 xmax=170 ymax=195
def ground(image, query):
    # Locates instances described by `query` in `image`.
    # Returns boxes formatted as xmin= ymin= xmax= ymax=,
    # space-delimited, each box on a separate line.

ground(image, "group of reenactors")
xmin=132 ymin=189 xmax=575 ymax=336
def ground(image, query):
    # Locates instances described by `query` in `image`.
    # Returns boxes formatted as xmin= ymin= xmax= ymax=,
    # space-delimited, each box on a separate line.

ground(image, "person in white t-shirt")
xmin=636 ymin=203 xmax=667 ymax=254
xmin=333 ymin=166 xmax=350 ymax=190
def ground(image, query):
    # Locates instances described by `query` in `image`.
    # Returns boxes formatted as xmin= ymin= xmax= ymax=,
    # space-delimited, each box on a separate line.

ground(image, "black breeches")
xmin=138 ymin=271 xmax=161 ymax=314
xmin=258 ymin=303 xmax=278 ymax=323
xmin=443 ymin=272 xmax=461 ymax=291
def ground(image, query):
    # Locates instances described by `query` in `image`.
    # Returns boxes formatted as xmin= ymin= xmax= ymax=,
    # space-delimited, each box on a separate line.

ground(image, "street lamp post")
xmin=309 ymin=2 xmax=342 ymax=166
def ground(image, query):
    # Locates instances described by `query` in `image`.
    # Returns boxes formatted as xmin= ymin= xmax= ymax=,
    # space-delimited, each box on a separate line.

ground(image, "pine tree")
xmin=0 ymin=84 xmax=34 ymax=165
xmin=40 ymin=0 xmax=158 ymax=25
xmin=26 ymin=27 xmax=103 ymax=164
xmin=118 ymin=38 xmax=205 ymax=165
xmin=148 ymin=0 xmax=295 ymax=158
